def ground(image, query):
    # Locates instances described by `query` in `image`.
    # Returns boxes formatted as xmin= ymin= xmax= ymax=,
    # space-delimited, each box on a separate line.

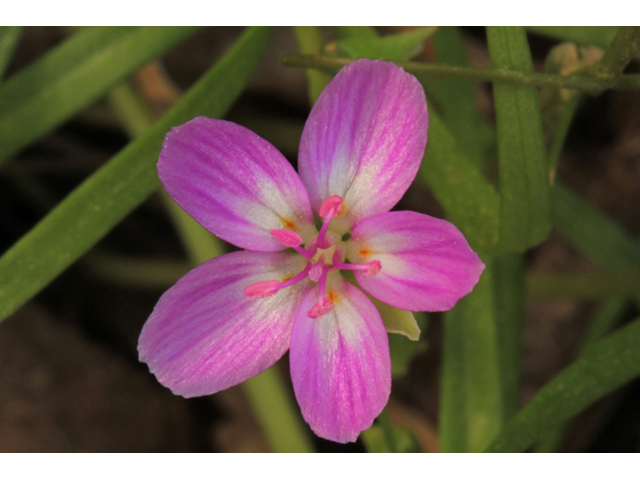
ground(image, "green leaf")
xmin=551 ymin=183 xmax=640 ymax=272
xmin=431 ymin=26 xmax=491 ymax=168
xmin=421 ymin=110 xmax=500 ymax=253
xmin=334 ymin=27 xmax=437 ymax=62
xmin=0 ymin=26 xmax=271 ymax=324
xmin=293 ymin=26 xmax=332 ymax=105
xmin=487 ymin=26 xmax=551 ymax=252
xmin=485 ymin=316 xmax=640 ymax=453
xmin=0 ymin=26 xmax=23 ymax=79
xmin=0 ymin=26 xmax=201 ymax=165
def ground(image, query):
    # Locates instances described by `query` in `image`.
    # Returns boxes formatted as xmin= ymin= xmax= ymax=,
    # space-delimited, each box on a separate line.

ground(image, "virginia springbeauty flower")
xmin=138 ymin=59 xmax=485 ymax=443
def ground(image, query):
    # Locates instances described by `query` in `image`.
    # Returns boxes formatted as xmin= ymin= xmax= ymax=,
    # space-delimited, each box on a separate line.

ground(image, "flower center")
xmin=243 ymin=195 xmax=381 ymax=318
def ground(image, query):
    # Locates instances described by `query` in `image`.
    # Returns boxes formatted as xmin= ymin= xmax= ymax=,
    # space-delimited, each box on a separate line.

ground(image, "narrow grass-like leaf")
xmin=487 ymin=26 xmax=551 ymax=252
xmin=432 ymin=26 xmax=490 ymax=168
xmin=548 ymin=94 xmax=581 ymax=177
xmin=440 ymin=257 xmax=503 ymax=452
xmin=552 ymin=183 xmax=640 ymax=272
xmin=421 ymin=110 xmax=500 ymax=253
xmin=0 ymin=26 xmax=23 ymax=79
xmin=485 ymin=316 xmax=640 ymax=453
xmin=293 ymin=26 xmax=331 ymax=105
xmin=535 ymin=297 xmax=627 ymax=452
xmin=0 ymin=26 xmax=201 ymax=165
xmin=0 ymin=26 xmax=271 ymax=323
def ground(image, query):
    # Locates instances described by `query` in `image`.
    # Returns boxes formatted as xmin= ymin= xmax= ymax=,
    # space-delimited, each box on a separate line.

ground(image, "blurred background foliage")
xmin=1 ymin=26 xmax=640 ymax=452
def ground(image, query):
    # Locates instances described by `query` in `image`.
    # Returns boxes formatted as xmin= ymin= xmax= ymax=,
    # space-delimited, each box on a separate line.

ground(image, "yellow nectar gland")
xmin=327 ymin=289 xmax=339 ymax=304
xmin=282 ymin=218 xmax=297 ymax=230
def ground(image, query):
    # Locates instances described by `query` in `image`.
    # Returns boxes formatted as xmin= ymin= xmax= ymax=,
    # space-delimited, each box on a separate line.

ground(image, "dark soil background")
xmin=1 ymin=26 xmax=639 ymax=452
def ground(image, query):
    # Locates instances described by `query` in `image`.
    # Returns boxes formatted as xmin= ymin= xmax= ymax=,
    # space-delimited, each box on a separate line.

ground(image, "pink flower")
xmin=138 ymin=59 xmax=484 ymax=443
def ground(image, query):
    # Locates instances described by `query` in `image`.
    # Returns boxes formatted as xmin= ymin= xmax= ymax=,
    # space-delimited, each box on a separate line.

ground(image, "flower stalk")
xmin=282 ymin=52 xmax=640 ymax=93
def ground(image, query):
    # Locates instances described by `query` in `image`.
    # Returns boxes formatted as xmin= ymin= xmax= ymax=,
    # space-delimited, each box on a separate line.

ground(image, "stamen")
xmin=271 ymin=229 xmax=315 ymax=259
xmin=279 ymin=263 xmax=312 ymax=288
xmin=319 ymin=195 xmax=343 ymax=217
xmin=307 ymin=298 xmax=332 ymax=318
xmin=271 ymin=229 xmax=301 ymax=246
xmin=333 ymin=259 xmax=382 ymax=275
xmin=316 ymin=195 xmax=343 ymax=249
xmin=307 ymin=264 xmax=333 ymax=318
xmin=243 ymin=280 xmax=280 ymax=298
xmin=244 ymin=263 xmax=311 ymax=298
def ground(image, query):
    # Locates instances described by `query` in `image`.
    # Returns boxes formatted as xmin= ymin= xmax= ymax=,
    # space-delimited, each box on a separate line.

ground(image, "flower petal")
xmin=298 ymin=59 xmax=429 ymax=232
xmin=138 ymin=250 xmax=311 ymax=397
xmin=346 ymin=211 xmax=485 ymax=312
xmin=289 ymin=273 xmax=391 ymax=443
xmin=158 ymin=117 xmax=315 ymax=251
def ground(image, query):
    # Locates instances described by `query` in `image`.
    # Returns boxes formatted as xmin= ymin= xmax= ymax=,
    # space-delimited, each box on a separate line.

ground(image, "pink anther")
xmin=271 ymin=229 xmax=315 ymax=259
xmin=319 ymin=195 xmax=343 ymax=217
xmin=364 ymin=260 xmax=382 ymax=275
xmin=243 ymin=280 xmax=281 ymax=298
xmin=317 ymin=195 xmax=343 ymax=249
xmin=271 ymin=229 xmax=302 ymax=247
xmin=244 ymin=262 xmax=312 ymax=299
xmin=307 ymin=297 xmax=333 ymax=318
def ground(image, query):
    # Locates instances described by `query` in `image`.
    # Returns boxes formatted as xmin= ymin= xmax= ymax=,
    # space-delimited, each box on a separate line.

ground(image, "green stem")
xmin=107 ymin=76 xmax=314 ymax=453
xmin=242 ymin=368 xmax=314 ymax=452
xmin=281 ymin=53 xmax=640 ymax=93
xmin=593 ymin=26 xmax=640 ymax=78
xmin=292 ymin=27 xmax=332 ymax=105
